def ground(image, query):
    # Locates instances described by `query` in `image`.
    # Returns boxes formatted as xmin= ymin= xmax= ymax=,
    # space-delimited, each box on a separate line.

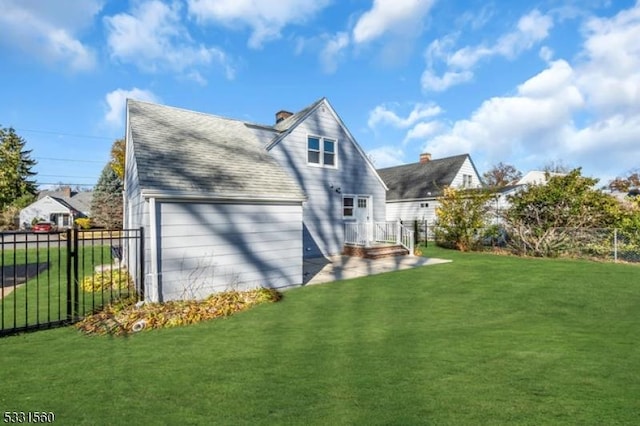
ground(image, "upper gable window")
xmin=308 ymin=136 xmax=337 ymax=168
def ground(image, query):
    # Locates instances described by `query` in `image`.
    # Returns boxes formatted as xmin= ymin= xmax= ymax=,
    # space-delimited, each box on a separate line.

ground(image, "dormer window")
xmin=308 ymin=136 xmax=337 ymax=168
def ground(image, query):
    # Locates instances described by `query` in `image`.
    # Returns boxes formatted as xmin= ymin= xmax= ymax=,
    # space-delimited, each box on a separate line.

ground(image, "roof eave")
xmin=140 ymin=189 xmax=306 ymax=204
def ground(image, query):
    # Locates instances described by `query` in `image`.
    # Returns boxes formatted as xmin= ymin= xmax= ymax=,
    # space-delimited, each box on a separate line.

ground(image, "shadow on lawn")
xmin=1 ymin=263 xmax=49 ymax=287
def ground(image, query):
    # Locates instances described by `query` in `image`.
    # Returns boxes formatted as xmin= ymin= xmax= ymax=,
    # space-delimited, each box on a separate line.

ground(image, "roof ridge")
xmin=127 ymin=99 xmax=271 ymax=129
xmin=377 ymin=153 xmax=470 ymax=171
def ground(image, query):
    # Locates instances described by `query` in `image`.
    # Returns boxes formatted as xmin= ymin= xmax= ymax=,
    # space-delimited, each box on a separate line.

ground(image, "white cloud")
xmin=539 ymin=46 xmax=554 ymax=62
xmin=105 ymin=0 xmax=233 ymax=81
xmin=422 ymin=2 xmax=640 ymax=180
xmin=352 ymin=0 xmax=436 ymax=44
xmin=424 ymin=60 xmax=584 ymax=160
xmin=576 ymin=4 xmax=640 ymax=117
xmin=0 ymin=0 xmax=102 ymax=71
xmin=105 ymin=88 xmax=160 ymax=128
xmin=404 ymin=121 xmax=443 ymax=142
xmin=422 ymin=9 xmax=553 ymax=92
xmin=187 ymin=0 xmax=331 ymax=48
xmin=367 ymin=146 xmax=405 ymax=168
xmin=368 ymin=103 xmax=442 ymax=129
xmin=320 ymin=32 xmax=350 ymax=73
xmin=421 ymin=69 xmax=473 ymax=92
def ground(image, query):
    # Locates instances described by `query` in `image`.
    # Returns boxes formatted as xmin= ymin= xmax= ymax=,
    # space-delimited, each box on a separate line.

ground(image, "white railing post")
xmin=396 ymin=219 xmax=402 ymax=246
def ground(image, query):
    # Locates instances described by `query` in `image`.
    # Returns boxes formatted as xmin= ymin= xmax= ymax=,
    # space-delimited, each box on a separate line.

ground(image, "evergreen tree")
xmin=91 ymin=163 xmax=123 ymax=228
xmin=0 ymin=126 xmax=37 ymax=210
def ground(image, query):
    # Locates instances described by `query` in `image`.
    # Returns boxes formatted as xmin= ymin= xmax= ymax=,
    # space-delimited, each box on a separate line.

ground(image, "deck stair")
xmin=343 ymin=243 xmax=409 ymax=259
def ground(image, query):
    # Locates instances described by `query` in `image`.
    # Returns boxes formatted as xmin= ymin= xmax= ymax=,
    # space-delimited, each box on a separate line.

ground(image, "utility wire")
xmin=35 ymin=157 xmax=105 ymax=163
xmin=15 ymin=127 xmax=116 ymax=140
xmin=38 ymin=174 xmax=96 ymax=179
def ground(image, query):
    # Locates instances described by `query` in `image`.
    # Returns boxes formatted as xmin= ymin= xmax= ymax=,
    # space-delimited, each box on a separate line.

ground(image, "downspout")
xmin=148 ymin=197 xmax=159 ymax=302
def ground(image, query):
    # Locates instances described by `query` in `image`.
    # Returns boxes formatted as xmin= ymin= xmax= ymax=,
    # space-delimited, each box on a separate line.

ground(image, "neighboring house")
xmin=124 ymin=98 xmax=387 ymax=302
xmin=19 ymin=187 xmax=92 ymax=229
xmin=516 ymin=170 xmax=564 ymax=185
xmin=377 ymin=153 xmax=482 ymax=224
xmin=487 ymin=171 xmax=568 ymax=224
xmin=487 ymin=184 xmax=522 ymax=225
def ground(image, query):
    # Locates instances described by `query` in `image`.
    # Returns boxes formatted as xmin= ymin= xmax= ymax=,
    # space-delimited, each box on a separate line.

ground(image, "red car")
xmin=32 ymin=222 xmax=56 ymax=233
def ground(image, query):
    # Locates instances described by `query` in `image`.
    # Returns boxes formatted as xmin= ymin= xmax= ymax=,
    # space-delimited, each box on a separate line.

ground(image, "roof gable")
xmin=265 ymin=98 xmax=388 ymax=190
xmin=36 ymin=191 xmax=93 ymax=213
xmin=378 ymin=154 xmax=473 ymax=201
xmin=126 ymin=100 xmax=305 ymax=201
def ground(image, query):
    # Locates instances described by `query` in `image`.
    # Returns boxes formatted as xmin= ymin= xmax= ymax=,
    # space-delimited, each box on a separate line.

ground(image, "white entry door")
xmin=355 ymin=196 xmax=372 ymax=245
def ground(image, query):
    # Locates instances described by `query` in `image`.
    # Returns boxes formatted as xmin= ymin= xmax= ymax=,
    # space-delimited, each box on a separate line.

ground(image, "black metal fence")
xmin=1 ymin=228 xmax=143 ymax=337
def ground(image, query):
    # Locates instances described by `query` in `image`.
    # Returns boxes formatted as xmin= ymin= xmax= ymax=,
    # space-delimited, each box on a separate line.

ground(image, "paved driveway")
xmin=303 ymin=255 xmax=451 ymax=285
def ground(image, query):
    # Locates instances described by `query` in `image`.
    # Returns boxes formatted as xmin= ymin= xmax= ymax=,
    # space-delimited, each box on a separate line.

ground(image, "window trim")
xmin=343 ymin=195 xmax=354 ymax=218
xmin=462 ymin=174 xmax=472 ymax=188
xmin=307 ymin=134 xmax=338 ymax=169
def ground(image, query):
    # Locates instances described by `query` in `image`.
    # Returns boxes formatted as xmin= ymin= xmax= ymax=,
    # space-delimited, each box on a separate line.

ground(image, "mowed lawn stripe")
xmin=1 ymin=246 xmax=639 ymax=425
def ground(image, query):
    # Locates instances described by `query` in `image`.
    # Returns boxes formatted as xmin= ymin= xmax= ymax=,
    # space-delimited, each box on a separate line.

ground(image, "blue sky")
xmin=1 ymin=0 xmax=639 ymax=189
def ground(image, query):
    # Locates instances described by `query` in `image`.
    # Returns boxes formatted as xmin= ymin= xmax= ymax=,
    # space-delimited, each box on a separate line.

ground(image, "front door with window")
xmin=355 ymin=196 xmax=372 ymax=245
xmin=343 ymin=194 xmax=373 ymax=245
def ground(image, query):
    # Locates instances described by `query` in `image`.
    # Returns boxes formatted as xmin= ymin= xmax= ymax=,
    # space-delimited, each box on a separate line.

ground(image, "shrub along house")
xmin=124 ymin=98 xmax=405 ymax=302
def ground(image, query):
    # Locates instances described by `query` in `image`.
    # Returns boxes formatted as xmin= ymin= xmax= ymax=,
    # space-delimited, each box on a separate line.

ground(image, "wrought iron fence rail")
xmin=1 ymin=228 xmax=143 ymax=337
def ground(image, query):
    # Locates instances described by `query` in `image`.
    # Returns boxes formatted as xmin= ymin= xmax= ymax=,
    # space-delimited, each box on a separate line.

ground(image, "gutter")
xmin=140 ymin=189 xmax=306 ymax=204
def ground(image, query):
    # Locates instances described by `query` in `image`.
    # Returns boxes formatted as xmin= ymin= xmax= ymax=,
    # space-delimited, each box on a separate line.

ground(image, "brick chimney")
xmin=62 ymin=186 xmax=72 ymax=198
xmin=275 ymin=110 xmax=293 ymax=124
xmin=419 ymin=153 xmax=432 ymax=164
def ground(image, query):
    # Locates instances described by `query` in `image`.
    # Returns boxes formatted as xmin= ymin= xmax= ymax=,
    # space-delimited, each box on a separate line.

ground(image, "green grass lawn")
xmin=1 ymin=247 xmax=639 ymax=425
xmin=2 ymin=244 xmax=131 ymax=332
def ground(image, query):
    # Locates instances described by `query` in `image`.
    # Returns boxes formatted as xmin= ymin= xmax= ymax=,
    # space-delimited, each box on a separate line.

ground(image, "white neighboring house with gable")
xmin=19 ymin=187 xmax=92 ymax=229
xmin=377 ymin=153 xmax=483 ymax=225
xmin=487 ymin=170 xmax=568 ymax=224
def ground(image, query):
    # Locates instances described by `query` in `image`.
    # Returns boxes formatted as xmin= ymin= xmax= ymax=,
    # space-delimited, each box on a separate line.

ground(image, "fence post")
xmin=66 ymin=229 xmax=73 ymax=322
xmin=614 ymin=228 xmax=618 ymax=263
xmin=72 ymin=228 xmax=79 ymax=319
xmin=396 ymin=219 xmax=402 ymax=245
xmin=425 ymin=220 xmax=428 ymax=248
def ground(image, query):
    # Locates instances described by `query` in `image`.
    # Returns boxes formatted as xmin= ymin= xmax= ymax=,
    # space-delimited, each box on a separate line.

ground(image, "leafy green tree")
xmin=90 ymin=164 xmax=123 ymax=228
xmin=0 ymin=126 xmax=37 ymax=210
xmin=435 ymin=186 xmax=493 ymax=251
xmin=503 ymin=169 xmax=621 ymax=256
xmin=482 ymin=162 xmax=522 ymax=188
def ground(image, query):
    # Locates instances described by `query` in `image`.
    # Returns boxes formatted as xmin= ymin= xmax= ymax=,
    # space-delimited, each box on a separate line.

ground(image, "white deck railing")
xmin=344 ymin=222 xmax=369 ymax=246
xmin=374 ymin=221 xmax=397 ymax=243
xmin=345 ymin=220 xmax=414 ymax=255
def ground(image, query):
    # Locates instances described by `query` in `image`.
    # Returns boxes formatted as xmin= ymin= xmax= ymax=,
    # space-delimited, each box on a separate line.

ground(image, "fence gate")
xmin=1 ymin=228 xmax=143 ymax=337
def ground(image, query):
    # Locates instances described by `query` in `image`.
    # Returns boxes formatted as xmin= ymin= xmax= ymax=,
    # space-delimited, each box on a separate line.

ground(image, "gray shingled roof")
xmin=377 ymin=154 xmax=471 ymax=201
xmin=38 ymin=190 xmax=93 ymax=214
xmin=127 ymin=100 xmax=305 ymax=200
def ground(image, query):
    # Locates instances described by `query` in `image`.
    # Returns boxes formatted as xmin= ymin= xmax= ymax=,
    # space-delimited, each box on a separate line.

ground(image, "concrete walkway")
xmin=303 ymin=255 xmax=451 ymax=285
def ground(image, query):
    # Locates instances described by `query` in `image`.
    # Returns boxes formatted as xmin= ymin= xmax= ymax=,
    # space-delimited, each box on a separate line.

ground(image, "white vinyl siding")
xmin=450 ymin=158 xmax=482 ymax=189
xmin=153 ymin=201 xmax=302 ymax=301
xmin=386 ymin=199 xmax=439 ymax=224
xmin=266 ymin=103 xmax=387 ymax=258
